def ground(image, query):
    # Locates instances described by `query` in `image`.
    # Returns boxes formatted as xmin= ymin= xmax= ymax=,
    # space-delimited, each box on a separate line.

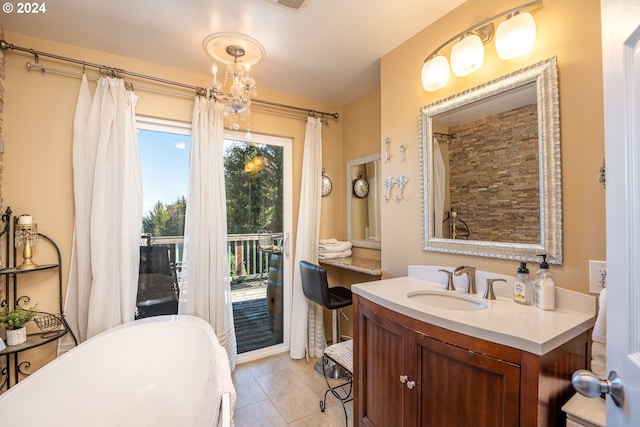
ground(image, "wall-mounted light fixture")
xmin=421 ymin=0 xmax=541 ymax=92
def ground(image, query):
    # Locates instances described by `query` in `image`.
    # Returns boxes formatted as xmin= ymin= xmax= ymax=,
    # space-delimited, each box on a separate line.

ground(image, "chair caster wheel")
xmin=320 ymin=400 xmax=325 ymax=412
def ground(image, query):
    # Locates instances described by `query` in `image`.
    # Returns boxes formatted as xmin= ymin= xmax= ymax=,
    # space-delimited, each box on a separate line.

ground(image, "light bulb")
xmin=496 ymin=12 xmax=536 ymax=60
xmin=450 ymin=33 xmax=484 ymax=77
xmin=421 ymin=55 xmax=450 ymax=91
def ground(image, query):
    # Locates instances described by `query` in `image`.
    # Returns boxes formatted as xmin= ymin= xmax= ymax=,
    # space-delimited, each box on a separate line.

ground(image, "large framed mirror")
xmin=347 ymin=153 xmax=382 ymax=249
xmin=420 ymin=56 xmax=562 ymax=263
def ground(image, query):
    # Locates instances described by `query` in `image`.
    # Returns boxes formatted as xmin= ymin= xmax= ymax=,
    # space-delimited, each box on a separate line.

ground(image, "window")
xmin=137 ymin=117 xmax=191 ymax=238
xmin=135 ymin=117 xmax=191 ymax=319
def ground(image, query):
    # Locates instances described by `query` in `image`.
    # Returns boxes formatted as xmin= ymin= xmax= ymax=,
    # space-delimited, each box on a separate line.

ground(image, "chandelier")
xmin=203 ymin=32 xmax=265 ymax=130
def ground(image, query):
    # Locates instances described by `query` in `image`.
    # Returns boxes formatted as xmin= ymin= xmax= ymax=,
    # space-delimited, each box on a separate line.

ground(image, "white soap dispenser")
xmin=534 ymin=254 xmax=555 ymax=310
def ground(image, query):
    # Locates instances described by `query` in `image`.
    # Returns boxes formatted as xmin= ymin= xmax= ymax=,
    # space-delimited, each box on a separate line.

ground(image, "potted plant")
xmin=0 ymin=304 xmax=38 ymax=346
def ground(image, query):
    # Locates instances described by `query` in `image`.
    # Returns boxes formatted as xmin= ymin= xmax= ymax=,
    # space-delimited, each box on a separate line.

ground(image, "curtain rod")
xmin=0 ymin=39 xmax=340 ymax=120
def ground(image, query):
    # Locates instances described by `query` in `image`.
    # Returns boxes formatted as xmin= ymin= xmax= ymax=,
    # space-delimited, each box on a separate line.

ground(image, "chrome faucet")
xmin=454 ymin=266 xmax=477 ymax=294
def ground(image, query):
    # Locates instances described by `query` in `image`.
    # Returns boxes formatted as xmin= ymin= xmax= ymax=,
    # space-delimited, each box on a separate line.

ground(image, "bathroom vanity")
xmin=353 ymin=266 xmax=595 ymax=427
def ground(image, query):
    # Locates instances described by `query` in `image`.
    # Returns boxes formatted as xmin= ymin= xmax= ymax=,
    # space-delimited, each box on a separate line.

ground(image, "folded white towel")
xmin=592 ymin=288 xmax=607 ymax=344
xmin=318 ymin=249 xmax=352 ymax=260
xmin=319 ymin=241 xmax=352 ymax=253
xmin=319 ymin=238 xmax=339 ymax=245
xmin=591 ymin=341 xmax=606 ymax=378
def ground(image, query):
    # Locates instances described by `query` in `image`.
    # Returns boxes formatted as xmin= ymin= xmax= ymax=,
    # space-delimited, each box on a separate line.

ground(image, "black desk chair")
xmin=299 ymin=260 xmax=353 ymax=378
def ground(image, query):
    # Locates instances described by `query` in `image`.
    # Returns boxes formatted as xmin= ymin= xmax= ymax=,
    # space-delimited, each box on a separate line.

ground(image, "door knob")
xmin=399 ymin=374 xmax=408 ymax=383
xmin=406 ymin=380 xmax=416 ymax=390
xmin=572 ymin=369 xmax=625 ymax=408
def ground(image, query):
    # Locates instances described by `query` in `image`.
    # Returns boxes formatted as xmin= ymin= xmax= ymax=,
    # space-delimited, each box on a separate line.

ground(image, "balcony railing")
xmin=141 ymin=232 xmax=283 ymax=283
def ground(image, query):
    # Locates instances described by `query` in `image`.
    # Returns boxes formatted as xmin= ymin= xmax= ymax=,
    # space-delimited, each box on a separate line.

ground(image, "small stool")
xmin=320 ymin=339 xmax=353 ymax=427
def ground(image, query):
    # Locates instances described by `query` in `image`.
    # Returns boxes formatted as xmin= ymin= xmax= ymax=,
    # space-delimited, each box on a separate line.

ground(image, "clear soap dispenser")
xmin=534 ymin=254 xmax=555 ymax=310
xmin=513 ymin=261 xmax=533 ymax=305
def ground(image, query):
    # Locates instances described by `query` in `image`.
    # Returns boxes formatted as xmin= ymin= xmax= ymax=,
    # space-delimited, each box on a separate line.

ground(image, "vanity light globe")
xmin=495 ymin=12 xmax=536 ymax=60
xmin=450 ymin=34 xmax=484 ymax=77
xmin=421 ymin=55 xmax=450 ymax=91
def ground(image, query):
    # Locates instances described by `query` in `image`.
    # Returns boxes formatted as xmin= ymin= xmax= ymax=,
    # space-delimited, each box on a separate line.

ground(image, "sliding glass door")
xmin=224 ymin=130 xmax=292 ymax=361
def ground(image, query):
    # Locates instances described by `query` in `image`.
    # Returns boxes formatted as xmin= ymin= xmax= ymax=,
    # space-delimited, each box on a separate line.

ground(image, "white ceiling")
xmin=1 ymin=0 xmax=465 ymax=106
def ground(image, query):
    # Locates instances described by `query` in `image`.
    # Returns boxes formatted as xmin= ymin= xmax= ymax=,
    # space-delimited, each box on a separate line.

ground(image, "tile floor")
xmin=233 ymin=352 xmax=353 ymax=427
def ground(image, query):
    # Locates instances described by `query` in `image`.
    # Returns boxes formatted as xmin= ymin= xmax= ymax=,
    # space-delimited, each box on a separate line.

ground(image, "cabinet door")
xmin=416 ymin=334 xmax=520 ymax=427
xmin=357 ymin=304 xmax=412 ymax=427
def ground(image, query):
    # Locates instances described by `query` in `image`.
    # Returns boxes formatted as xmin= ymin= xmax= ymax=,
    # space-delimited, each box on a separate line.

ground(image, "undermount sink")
xmin=407 ymin=290 xmax=489 ymax=311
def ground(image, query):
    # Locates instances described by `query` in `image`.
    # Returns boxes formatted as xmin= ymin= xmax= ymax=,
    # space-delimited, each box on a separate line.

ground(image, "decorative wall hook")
xmin=384 ymin=175 xmax=396 ymax=201
xmin=384 ymin=173 xmax=409 ymax=201
xmin=399 ymin=144 xmax=407 ymax=162
xmin=395 ymin=173 xmax=408 ymax=200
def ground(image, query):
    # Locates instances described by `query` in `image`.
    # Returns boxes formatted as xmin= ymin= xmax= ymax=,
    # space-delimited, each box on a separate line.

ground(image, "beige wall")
xmin=379 ymin=0 xmax=605 ymax=292
xmin=1 ymin=30 xmax=343 ymax=369
xmin=342 ymin=88 xmax=382 ymax=262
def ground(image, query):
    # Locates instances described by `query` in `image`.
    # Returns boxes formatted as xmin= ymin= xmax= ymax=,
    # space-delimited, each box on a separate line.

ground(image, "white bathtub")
xmin=0 ymin=315 xmax=235 ymax=427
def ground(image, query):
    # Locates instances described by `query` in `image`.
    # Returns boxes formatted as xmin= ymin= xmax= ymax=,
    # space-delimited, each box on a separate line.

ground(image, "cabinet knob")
xmin=406 ymin=380 xmax=416 ymax=390
xmin=399 ymin=374 xmax=408 ymax=383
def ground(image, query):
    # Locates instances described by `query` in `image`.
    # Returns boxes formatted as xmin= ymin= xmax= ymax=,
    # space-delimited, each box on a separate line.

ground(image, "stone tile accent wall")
xmin=447 ymin=104 xmax=540 ymax=243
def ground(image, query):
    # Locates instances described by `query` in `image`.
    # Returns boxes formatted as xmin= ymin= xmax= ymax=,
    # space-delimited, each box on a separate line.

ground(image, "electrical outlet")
xmin=589 ymin=260 xmax=607 ymax=293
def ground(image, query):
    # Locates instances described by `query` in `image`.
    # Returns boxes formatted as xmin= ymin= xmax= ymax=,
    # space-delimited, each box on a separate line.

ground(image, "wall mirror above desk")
xmin=347 ymin=152 xmax=381 ymax=250
xmin=420 ymin=56 xmax=562 ymax=263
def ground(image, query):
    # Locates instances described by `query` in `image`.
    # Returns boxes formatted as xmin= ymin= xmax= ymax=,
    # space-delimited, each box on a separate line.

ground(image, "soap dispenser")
xmin=534 ymin=254 xmax=555 ymax=310
xmin=513 ymin=262 xmax=533 ymax=305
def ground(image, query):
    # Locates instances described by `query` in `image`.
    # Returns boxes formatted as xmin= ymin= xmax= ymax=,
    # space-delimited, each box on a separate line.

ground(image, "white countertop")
xmin=352 ymin=268 xmax=596 ymax=355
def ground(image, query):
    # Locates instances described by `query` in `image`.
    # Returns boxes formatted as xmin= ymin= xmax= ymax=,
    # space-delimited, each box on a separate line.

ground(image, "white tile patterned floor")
xmin=233 ymin=352 xmax=353 ymax=427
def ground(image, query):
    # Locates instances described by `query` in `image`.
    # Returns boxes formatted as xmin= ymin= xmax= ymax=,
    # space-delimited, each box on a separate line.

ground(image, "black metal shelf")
xmin=0 ymin=329 xmax=70 ymax=356
xmin=0 ymin=264 xmax=59 ymax=276
xmin=0 ymin=207 xmax=77 ymax=393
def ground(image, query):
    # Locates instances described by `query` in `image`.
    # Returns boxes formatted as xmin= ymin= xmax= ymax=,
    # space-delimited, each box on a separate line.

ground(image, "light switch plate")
xmin=589 ymin=260 xmax=607 ymax=293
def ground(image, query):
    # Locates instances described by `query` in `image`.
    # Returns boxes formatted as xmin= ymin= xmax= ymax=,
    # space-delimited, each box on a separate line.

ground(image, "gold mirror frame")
xmin=420 ymin=56 xmax=562 ymax=263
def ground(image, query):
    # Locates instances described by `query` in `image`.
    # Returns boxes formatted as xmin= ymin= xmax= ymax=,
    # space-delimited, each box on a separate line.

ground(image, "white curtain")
xmin=60 ymin=76 xmax=142 ymax=353
xmin=433 ymin=139 xmax=446 ymax=238
xmin=290 ymin=117 xmax=326 ymax=360
xmin=179 ymin=96 xmax=237 ymax=371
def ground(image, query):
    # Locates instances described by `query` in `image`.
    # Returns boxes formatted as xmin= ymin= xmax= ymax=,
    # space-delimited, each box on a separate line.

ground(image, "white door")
xmin=601 ymin=0 xmax=640 ymax=424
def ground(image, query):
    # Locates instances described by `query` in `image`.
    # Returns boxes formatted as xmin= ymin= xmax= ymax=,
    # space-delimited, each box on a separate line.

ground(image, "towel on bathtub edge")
xmin=194 ymin=340 xmax=237 ymax=426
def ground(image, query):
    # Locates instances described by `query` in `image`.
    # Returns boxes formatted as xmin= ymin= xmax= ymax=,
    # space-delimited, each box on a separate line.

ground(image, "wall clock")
xmin=321 ymin=170 xmax=332 ymax=197
xmin=353 ymin=175 xmax=370 ymax=198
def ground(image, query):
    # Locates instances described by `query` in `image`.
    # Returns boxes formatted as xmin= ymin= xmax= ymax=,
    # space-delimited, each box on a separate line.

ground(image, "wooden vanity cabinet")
xmin=354 ymin=294 xmax=591 ymax=427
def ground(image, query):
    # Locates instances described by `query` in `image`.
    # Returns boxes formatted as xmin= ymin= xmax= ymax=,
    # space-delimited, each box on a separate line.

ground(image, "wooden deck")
xmin=231 ymin=279 xmax=282 ymax=353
